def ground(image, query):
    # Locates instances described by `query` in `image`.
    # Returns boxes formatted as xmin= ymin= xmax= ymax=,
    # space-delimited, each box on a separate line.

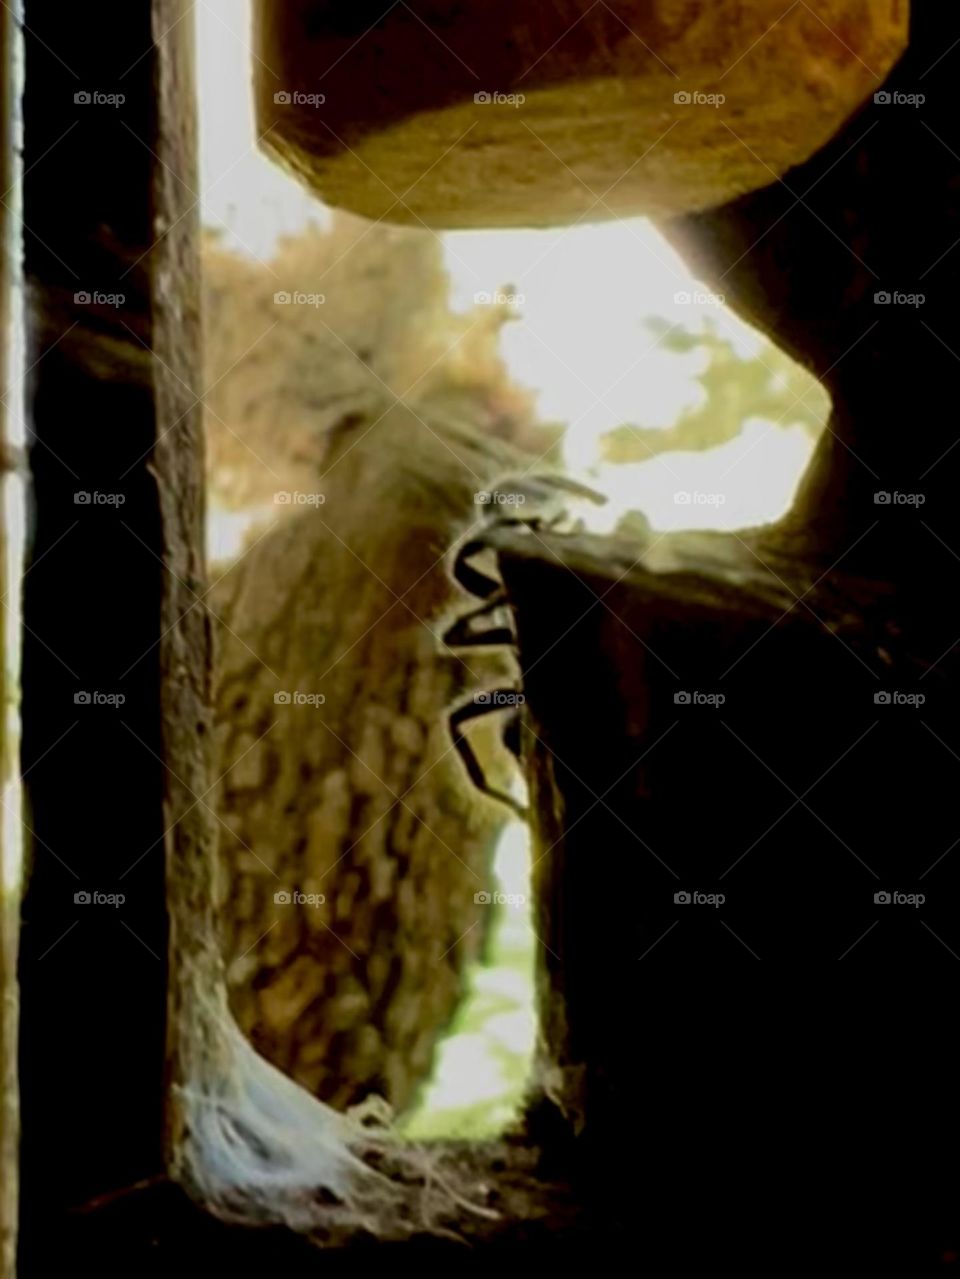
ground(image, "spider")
xmin=442 ymin=483 xmax=600 ymax=821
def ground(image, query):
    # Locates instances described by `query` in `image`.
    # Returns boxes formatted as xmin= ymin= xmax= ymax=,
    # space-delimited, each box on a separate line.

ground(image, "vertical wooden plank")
xmin=17 ymin=1 xmax=202 ymax=1265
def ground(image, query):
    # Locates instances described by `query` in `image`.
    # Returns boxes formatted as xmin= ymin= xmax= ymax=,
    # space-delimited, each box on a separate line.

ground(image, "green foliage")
xmin=601 ymin=315 xmax=829 ymax=465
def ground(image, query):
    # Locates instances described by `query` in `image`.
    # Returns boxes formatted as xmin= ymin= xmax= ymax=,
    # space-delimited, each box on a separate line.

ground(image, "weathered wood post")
xmin=17 ymin=5 xmax=531 ymax=1260
xmin=17 ymin=0 xmax=202 ymax=1265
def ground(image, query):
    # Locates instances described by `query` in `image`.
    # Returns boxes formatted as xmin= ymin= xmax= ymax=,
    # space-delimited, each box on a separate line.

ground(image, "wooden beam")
xmin=252 ymin=0 xmax=907 ymax=228
xmin=17 ymin=1 xmax=201 ymax=1265
xmin=488 ymin=521 xmax=960 ymax=1261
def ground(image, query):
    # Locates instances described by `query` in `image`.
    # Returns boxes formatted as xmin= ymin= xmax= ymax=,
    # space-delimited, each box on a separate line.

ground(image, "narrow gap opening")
xmin=197 ymin=0 xmax=541 ymax=1141
xmin=402 ymin=815 xmax=534 ymax=1140
xmin=196 ymin=0 xmax=829 ymax=1144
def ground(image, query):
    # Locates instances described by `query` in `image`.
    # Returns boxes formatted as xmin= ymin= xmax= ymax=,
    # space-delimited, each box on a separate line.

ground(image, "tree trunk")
xmin=211 ymin=398 xmax=527 ymax=1111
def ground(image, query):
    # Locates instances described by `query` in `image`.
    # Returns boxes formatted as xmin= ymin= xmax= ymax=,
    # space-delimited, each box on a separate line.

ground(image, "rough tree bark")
xmin=211 ymin=399 xmax=521 ymax=1112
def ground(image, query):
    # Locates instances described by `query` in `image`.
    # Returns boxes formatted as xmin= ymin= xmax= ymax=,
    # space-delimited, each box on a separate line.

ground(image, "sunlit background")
xmin=196 ymin=0 xmax=829 ymax=1136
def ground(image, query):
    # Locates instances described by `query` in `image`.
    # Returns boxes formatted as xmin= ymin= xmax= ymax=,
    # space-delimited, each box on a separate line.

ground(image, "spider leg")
xmin=442 ymin=590 xmax=515 ymax=651
xmin=451 ymin=538 xmax=502 ymax=600
xmin=501 ymin=706 xmax=522 ymax=760
xmin=448 ymin=695 xmax=528 ymax=821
